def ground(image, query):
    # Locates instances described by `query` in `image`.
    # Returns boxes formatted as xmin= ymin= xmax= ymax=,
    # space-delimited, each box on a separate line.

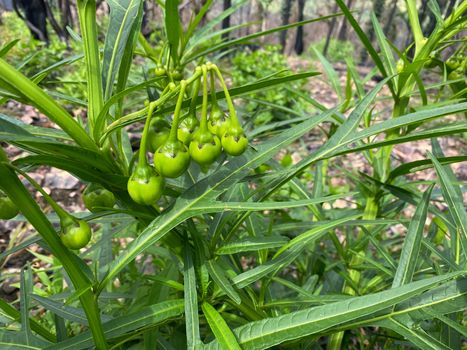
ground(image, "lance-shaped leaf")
xmin=98 ymin=108 xmax=335 ymax=291
xmin=392 ymin=184 xmax=434 ymax=288
xmin=204 ymin=273 xmax=464 ymax=350
xmin=102 ymin=0 xmax=143 ymax=100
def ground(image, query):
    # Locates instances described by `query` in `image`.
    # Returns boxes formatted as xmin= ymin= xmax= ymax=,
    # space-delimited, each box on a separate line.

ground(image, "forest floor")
xmin=0 ymin=60 xmax=465 ymax=303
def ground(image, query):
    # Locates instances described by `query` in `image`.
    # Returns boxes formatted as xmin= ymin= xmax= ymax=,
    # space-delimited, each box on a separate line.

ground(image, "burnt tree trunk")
xmin=222 ymin=0 xmax=232 ymax=40
xmin=337 ymin=0 xmax=353 ymax=40
xmin=294 ymin=0 xmax=305 ymax=54
xmin=383 ymin=0 xmax=398 ymax=37
xmin=13 ymin=0 xmax=49 ymax=43
xmin=279 ymin=0 xmax=293 ymax=53
xmin=323 ymin=3 xmax=339 ymax=56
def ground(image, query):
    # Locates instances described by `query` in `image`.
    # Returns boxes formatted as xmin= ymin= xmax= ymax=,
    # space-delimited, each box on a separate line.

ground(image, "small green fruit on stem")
xmin=83 ymin=183 xmax=116 ymax=212
xmin=127 ymin=164 xmax=165 ymax=205
xmin=60 ymin=217 xmax=92 ymax=250
xmin=0 ymin=191 xmax=19 ymax=220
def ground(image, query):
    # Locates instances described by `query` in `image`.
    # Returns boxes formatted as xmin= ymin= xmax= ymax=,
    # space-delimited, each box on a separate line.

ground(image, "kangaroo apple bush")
xmin=0 ymin=1 xmax=466 ymax=349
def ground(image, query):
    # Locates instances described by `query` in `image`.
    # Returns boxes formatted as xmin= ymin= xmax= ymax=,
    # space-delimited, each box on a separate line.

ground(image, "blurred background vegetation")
xmin=0 ymin=0 xmax=460 ymax=69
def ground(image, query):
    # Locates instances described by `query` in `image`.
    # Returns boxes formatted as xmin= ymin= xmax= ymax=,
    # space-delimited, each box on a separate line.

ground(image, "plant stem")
xmin=200 ymin=66 xmax=209 ymax=131
xmin=0 ymin=158 xmax=108 ymax=349
xmin=210 ymin=64 xmax=240 ymax=128
xmin=210 ymin=70 xmax=218 ymax=105
xmin=8 ymin=165 xmax=72 ymax=223
xmin=138 ymin=102 xmax=157 ymax=166
xmin=168 ymin=80 xmax=187 ymax=142
xmin=189 ymin=77 xmax=201 ymax=115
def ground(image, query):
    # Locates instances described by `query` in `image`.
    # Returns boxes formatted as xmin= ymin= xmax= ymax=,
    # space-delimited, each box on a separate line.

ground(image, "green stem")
xmin=138 ymin=102 xmax=157 ymax=166
xmin=0 ymin=158 xmax=108 ymax=350
xmin=168 ymin=80 xmax=187 ymax=142
xmin=405 ymin=0 xmax=424 ymax=56
xmin=8 ymin=165 xmax=72 ymax=223
xmin=189 ymin=76 xmax=201 ymax=115
xmin=209 ymin=69 xmax=218 ymax=106
xmin=210 ymin=64 xmax=240 ymax=128
xmin=200 ymin=66 xmax=209 ymax=131
xmin=77 ymin=0 xmax=104 ymax=139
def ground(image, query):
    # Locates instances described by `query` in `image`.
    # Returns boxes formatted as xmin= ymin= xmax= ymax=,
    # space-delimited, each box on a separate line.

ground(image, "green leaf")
xmin=206 ymin=260 xmax=241 ymax=305
xmin=428 ymin=152 xmax=467 ymax=259
xmin=102 ymin=0 xmax=143 ymax=100
xmin=102 ymin=71 xmax=321 ymax=140
xmin=0 ymin=39 xmax=20 ymax=58
xmin=0 ymin=330 xmax=45 ymax=349
xmin=312 ymin=48 xmax=343 ymax=101
xmin=76 ymin=0 xmax=104 ymax=136
xmin=377 ymin=316 xmax=452 ymax=350
xmin=46 ymin=300 xmax=184 ymax=350
xmin=0 ymin=299 xmax=55 ymax=342
xmin=19 ymin=267 xmax=33 ymax=344
xmin=216 ymin=237 xmax=289 ymax=255
xmin=32 ymin=294 xmax=111 ymax=326
xmin=231 ymin=214 xmax=361 ymax=289
xmin=165 ymin=0 xmax=181 ymax=65
xmin=184 ymin=245 xmax=201 ymax=350
xmin=0 ymin=59 xmax=98 ymax=151
xmin=98 ymin=108 xmax=335 ymax=291
xmin=0 ymin=159 xmax=106 ymax=348
xmin=202 ymin=302 xmax=242 ymax=350
xmin=334 ymin=0 xmax=395 ymax=97
xmin=389 ymin=155 xmax=467 ymax=181
xmin=204 ymin=273 xmax=464 ymax=350
xmin=392 ymin=185 xmax=434 ymax=288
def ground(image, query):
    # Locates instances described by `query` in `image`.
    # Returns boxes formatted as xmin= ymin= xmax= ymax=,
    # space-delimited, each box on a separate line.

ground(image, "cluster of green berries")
xmin=127 ymin=64 xmax=248 ymax=206
xmin=446 ymin=53 xmax=466 ymax=80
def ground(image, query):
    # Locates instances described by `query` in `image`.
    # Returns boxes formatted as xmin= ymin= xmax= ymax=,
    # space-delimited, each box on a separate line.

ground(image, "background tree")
xmin=323 ymin=3 xmax=339 ymax=56
xmin=13 ymin=0 xmax=49 ymax=43
xmin=294 ymin=0 xmax=305 ymax=54
xmin=280 ymin=0 xmax=293 ymax=53
xmin=222 ymin=0 xmax=231 ymax=40
xmin=337 ymin=0 xmax=354 ymax=40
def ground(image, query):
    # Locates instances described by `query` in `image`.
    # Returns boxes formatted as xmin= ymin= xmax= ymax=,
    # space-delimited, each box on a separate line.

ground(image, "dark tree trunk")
xmin=13 ymin=0 xmax=49 ymax=43
xmin=222 ymin=0 xmax=232 ymax=40
xmin=279 ymin=0 xmax=293 ymax=53
xmin=294 ymin=0 xmax=305 ymax=54
xmin=337 ymin=0 xmax=353 ymax=41
xmin=383 ymin=0 xmax=398 ymax=36
xmin=44 ymin=0 xmax=67 ymax=40
xmin=58 ymin=0 xmax=73 ymax=32
xmin=323 ymin=3 xmax=339 ymax=57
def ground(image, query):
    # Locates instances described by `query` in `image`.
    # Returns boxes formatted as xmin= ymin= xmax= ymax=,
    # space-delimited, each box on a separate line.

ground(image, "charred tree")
xmin=13 ymin=0 xmax=49 ymax=43
xmin=280 ymin=0 xmax=293 ymax=53
xmin=294 ymin=0 xmax=305 ymax=54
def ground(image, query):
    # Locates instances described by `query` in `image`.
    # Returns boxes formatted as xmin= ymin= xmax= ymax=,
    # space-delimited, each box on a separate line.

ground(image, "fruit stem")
xmin=200 ymin=65 xmax=209 ymax=131
xmin=210 ymin=64 xmax=240 ymax=128
xmin=169 ymin=80 xmax=187 ymax=142
xmin=189 ymin=76 xmax=201 ymax=115
xmin=209 ymin=69 xmax=218 ymax=106
xmin=7 ymin=164 xmax=73 ymax=224
xmin=138 ymin=101 xmax=157 ymax=166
